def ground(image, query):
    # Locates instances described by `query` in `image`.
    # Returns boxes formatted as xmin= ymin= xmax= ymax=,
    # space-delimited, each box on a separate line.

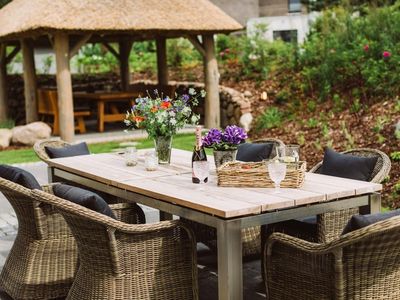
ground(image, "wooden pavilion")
xmin=0 ymin=0 xmax=242 ymax=141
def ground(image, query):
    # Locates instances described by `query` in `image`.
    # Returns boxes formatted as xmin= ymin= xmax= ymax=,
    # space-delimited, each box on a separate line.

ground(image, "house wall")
xmin=209 ymin=0 xmax=259 ymax=25
xmin=247 ymin=12 xmax=320 ymax=44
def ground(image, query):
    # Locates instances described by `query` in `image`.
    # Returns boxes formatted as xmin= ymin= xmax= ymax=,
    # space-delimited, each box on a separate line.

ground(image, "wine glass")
xmin=192 ymin=161 xmax=209 ymax=188
xmin=267 ymin=161 xmax=287 ymax=193
xmin=285 ymin=144 xmax=300 ymax=162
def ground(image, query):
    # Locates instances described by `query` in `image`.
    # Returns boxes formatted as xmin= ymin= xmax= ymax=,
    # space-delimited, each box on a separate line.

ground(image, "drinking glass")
xmin=124 ymin=147 xmax=138 ymax=166
xmin=192 ymin=161 xmax=209 ymax=186
xmin=267 ymin=161 xmax=287 ymax=193
xmin=145 ymin=151 xmax=158 ymax=171
xmin=285 ymin=144 xmax=300 ymax=162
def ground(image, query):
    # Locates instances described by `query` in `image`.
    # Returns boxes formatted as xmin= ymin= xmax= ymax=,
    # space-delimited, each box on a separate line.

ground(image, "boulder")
xmin=240 ymin=113 xmax=253 ymax=132
xmin=0 ymin=129 xmax=12 ymax=148
xmin=243 ymin=90 xmax=252 ymax=98
xmin=12 ymin=122 xmax=51 ymax=146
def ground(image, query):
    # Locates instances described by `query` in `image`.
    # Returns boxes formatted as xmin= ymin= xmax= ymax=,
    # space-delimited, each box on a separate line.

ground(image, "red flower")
xmin=363 ymin=44 xmax=369 ymax=52
xmin=383 ymin=51 xmax=391 ymax=58
xmin=160 ymin=101 xmax=171 ymax=109
xmin=134 ymin=116 xmax=145 ymax=123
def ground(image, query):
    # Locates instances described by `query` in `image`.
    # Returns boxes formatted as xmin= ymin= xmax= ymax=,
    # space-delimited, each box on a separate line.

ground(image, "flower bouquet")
xmin=202 ymin=125 xmax=248 ymax=168
xmin=124 ymin=88 xmax=204 ymax=164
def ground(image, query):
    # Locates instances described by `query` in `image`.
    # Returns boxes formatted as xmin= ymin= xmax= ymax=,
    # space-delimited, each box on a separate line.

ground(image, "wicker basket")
xmin=217 ymin=160 xmax=306 ymax=188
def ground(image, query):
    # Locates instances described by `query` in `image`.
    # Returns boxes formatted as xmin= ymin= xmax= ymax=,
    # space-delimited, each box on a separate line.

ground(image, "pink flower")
xmin=225 ymin=48 xmax=230 ymax=54
xmin=219 ymin=51 xmax=225 ymax=57
xmin=383 ymin=51 xmax=391 ymax=58
xmin=363 ymin=44 xmax=369 ymax=52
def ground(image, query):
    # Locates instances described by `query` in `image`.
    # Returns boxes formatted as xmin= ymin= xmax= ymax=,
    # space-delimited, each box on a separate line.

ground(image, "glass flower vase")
xmin=154 ymin=135 xmax=173 ymax=164
xmin=213 ymin=149 xmax=237 ymax=169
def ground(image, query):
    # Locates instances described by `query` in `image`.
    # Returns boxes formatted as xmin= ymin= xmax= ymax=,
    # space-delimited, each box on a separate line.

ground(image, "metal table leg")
xmin=217 ymin=219 xmax=243 ymax=300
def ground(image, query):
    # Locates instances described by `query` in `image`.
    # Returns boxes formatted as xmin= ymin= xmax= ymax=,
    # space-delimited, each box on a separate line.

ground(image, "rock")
xmin=12 ymin=122 xmax=51 ymax=146
xmin=0 ymin=129 xmax=12 ymax=148
xmin=243 ymin=90 xmax=252 ymax=98
xmin=240 ymin=113 xmax=253 ymax=132
xmin=226 ymin=103 xmax=234 ymax=117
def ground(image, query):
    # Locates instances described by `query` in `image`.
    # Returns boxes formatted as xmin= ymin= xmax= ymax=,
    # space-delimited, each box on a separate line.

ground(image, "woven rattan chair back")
xmin=265 ymin=216 xmax=400 ymax=299
xmin=310 ymin=148 xmax=391 ymax=243
xmin=33 ymin=138 xmax=71 ymax=162
xmin=0 ymin=177 xmax=77 ymax=300
xmin=32 ymin=189 xmax=199 ymax=300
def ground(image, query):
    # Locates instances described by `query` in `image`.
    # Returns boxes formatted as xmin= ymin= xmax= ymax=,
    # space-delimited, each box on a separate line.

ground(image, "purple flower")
xmin=222 ymin=125 xmax=247 ymax=145
xmin=202 ymin=128 xmax=222 ymax=147
xmin=182 ymin=94 xmax=190 ymax=102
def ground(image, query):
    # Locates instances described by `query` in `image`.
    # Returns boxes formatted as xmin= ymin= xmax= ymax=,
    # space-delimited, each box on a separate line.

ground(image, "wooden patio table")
xmin=46 ymin=149 xmax=382 ymax=300
xmin=73 ymin=91 xmax=140 ymax=132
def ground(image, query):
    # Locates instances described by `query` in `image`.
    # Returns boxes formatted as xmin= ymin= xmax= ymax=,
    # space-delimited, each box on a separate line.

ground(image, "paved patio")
xmin=0 ymin=135 xmax=266 ymax=299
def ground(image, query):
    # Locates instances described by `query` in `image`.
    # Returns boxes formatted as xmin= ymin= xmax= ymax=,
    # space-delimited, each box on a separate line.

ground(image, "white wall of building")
xmin=247 ymin=12 xmax=320 ymax=44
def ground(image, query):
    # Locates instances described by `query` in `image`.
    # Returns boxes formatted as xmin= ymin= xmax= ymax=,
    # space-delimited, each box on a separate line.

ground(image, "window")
xmin=288 ymin=0 xmax=302 ymax=13
xmin=273 ymin=30 xmax=298 ymax=43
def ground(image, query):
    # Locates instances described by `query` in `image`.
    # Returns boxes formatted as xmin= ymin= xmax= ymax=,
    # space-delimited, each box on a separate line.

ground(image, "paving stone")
xmin=0 ymin=214 xmax=17 ymax=227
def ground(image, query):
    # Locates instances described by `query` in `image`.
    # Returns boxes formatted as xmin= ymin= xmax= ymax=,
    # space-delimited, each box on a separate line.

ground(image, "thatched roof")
xmin=0 ymin=0 xmax=242 ymax=41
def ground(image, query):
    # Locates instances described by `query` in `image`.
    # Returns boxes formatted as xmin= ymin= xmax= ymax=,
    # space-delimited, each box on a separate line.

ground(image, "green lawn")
xmin=0 ymin=133 xmax=211 ymax=165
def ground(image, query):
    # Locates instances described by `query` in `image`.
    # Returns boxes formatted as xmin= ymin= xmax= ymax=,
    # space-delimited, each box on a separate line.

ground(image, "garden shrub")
xmin=255 ymin=107 xmax=284 ymax=131
xmin=300 ymin=3 xmax=400 ymax=102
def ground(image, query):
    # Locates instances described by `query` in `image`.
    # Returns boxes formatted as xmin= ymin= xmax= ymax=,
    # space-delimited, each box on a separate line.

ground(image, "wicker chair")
xmin=266 ymin=148 xmax=391 ymax=244
xmin=33 ymin=138 xmax=72 ymax=162
xmin=0 ymin=177 xmax=77 ymax=300
xmin=186 ymin=138 xmax=285 ymax=257
xmin=31 ymin=188 xmax=199 ymax=300
xmin=264 ymin=215 xmax=400 ymax=299
xmin=0 ymin=177 xmax=145 ymax=300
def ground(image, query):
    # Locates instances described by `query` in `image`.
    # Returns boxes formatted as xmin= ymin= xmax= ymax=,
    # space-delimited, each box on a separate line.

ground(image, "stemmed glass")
xmin=192 ymin=161 xmax=209 ymax=188
xmin=267 ymin=161 xmax=287 ymax=193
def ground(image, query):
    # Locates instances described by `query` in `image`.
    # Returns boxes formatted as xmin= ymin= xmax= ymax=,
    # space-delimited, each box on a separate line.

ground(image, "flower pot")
xmin=213 ymin=149 xmax=237 ymax=169
xmin=154 ymin=135 xmax=173 ymax=164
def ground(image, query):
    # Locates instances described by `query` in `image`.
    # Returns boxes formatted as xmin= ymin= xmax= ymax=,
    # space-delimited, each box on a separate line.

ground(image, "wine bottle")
xmin=192 ymin=125 xmax=208 ymax=184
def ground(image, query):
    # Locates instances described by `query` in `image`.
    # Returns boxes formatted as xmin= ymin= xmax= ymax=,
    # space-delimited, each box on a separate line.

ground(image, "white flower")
xmin=170 ymin=118 xmax=177 ymax=125
xmin=191 ymin=115 xmax=199 ymax=124
xmin=200 ymin=90 xmax=206 ymax=97
xmin=248 ymin=53 xmax=259 ymax=60
xmin=189 ymin=88 xmax=196 ymax=95
xmin=169 ymin=111 xmax=176 ymax=117
xmin=182 ymin=107 xmax=191 ymax=116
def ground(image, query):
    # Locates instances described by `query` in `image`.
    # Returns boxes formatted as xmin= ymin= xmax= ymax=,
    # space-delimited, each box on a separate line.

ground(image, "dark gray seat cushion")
xmin=0 ymin=164 xmax=42 ymax=190
xmin=53 ymin=184 xmax=116 ymax=219
xmin=342 ymin=209 xmax=400 ymax=234
xmin=236 ymin=143 xmax=274 ymax=162
xmin=320 ymin=148 xmax=378 ymax=181
xmin=45 ymin=142 xmax=90 ymax=159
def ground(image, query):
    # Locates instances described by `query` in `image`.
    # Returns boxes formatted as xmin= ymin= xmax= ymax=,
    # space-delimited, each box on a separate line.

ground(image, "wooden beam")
xmin=102 ymin=43 xmax=120 ymax=60
xmin=5 ymin=45 xmax=21 ymax=65
xmin=203 ymin=34 xmax=220 ymax=129
xmin=69 ymin=34 xmax=92 ymax=58
xmin=119 ymin=40 xmax=132 ymax=91
xmin=187 ymin=35 xmax=206 ymax=57
xmin=21 ymin=39 xmax=38 ymax=123
xmin=54 ymin=33 xmax=74 ymax=142
xmin=0 ymin=44 xmax=8 ymax=122
xmin=156 ymin=37 xmax=168 ymax=86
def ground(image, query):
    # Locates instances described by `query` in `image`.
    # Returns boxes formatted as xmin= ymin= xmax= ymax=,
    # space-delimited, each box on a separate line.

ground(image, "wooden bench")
xmin=37 ymin=89 xmax=90 ymax=135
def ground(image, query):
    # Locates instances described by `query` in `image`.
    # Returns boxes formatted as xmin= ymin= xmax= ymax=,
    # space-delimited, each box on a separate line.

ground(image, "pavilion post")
xmin=21 ymin=39 xmax=38 ymax=123
xmin=0 ymin=44 xmax=8 ymax=122
xmin=203 ymin=34 xmax=220 ymax=129
xmin=54 ymin=33 xmax=74 ymax=142
xmin=156 ymin=37 xmax=168 ymax=85
xmin=119 ymin=40 xmax=132 ymax=91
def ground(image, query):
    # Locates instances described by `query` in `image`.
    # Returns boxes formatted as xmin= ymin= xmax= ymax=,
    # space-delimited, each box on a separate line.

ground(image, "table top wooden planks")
xmin=73 ymin=91 xmax=140 ymax=101
xmin=47 ymin=150 xmax=382 ymax=219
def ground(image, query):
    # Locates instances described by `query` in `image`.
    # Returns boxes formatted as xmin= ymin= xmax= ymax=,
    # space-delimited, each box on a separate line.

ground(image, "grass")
xmin=0 ymin=133 xmax=209 ymax=165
